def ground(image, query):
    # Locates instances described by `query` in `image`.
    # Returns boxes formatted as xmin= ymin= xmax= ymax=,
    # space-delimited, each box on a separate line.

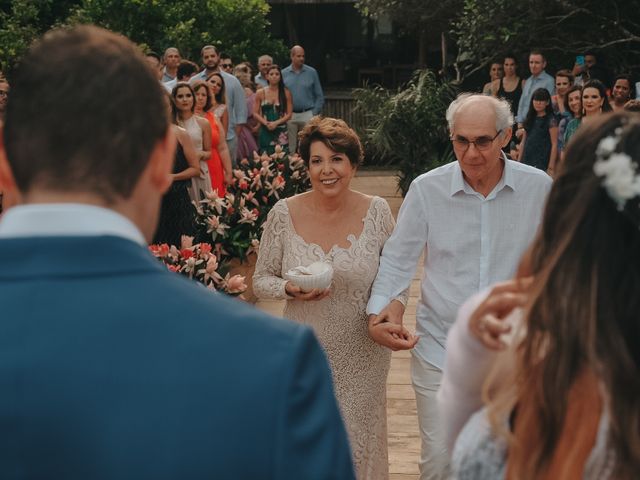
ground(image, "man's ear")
xmin=147 ymin=127 xmax=176 ymax=195
xmin=500 ymin=127 xmax=513 ymax=148
xmin=0 ymin=126 xmax=18 ymax=194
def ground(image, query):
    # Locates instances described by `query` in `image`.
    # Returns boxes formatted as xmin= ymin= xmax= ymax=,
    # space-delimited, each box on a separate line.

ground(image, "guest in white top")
xmin=366 ymin=93 xmax=552 ymax=480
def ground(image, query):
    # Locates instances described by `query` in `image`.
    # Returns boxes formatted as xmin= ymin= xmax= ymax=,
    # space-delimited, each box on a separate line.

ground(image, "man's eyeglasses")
xmin=0 ymin=90 xmax=8 ymax=97
xmin=220 ymin=63 xmax=233 ymax=70
xmin=451 ymin=130 xmax=502 ymax=151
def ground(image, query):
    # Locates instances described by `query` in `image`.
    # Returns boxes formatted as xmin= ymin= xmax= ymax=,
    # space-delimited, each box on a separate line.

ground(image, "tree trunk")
xmin=284 ymin=5 xmax=298 ymax=46
xmin=418 ymin=29 xmax=428 ymax=67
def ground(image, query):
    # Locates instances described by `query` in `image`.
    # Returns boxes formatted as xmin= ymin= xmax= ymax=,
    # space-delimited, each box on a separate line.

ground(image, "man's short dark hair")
xmin=4 ymin=26 xmax=168 ymax=203
xmin=220 ymin=52 xmax=231 ymax=62
xmin=614 ymin=73 xmax=636 ymax=99
xmin=146 ymin=51 xmax=161 ymax=63
xmin=177 ymin=60 xmax=198 ymax=80
xmin=529 ymin=49 xmax=546 ymax=62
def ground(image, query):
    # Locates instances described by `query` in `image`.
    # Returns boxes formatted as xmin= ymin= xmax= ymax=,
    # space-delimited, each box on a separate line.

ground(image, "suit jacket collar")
xmin=0 ymin=235 xmax=165 ymax=280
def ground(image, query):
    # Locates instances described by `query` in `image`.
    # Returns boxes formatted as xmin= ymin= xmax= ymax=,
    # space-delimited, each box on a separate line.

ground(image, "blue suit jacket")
xmin=0 ymin=235 xmax=354 ymax=479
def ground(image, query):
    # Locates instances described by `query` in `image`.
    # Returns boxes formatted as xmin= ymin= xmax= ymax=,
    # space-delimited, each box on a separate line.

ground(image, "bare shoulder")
xmin=195 ymin=116 xmax=209 ymax=129
xmin=284 ymin=191 xmax=312 ymax=213
xmin=350 ymin=190 xmax=378 ymax=215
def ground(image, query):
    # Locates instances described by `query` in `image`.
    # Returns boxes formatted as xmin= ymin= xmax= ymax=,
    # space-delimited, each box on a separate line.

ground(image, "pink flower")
xmin=167 ymin=264 xmax=179 ymax=272
xmin=168 ymin=245 xmax=180 ymax=259
xmin=180 ymin=249 xmax=194 ymax=260
xmin=273 ymin=175 xmax=285 ymax=189
xmin=245 ymin=191 xmax=260 ymax=207
xmin=225 ymin=274 xmax=247 ymax=294
xmin=199 ymin=243 xmax=212 ymax=255
xmin=207 ymin=216 xmax=229 ymax=237
xmin=205 ymin=255 xmax=219 ymax=274
xmin=182 ymin=256 xmax=197 ymax=276
xmin=238 ymin=207 xmax=258 ymax=224
xmin=238 ymin=180 xmax=249 ymax=190
xmin=247 ymin=238 xmax=260 ymax=256
xmin=180 ymin=235 xmax=194 ymax=249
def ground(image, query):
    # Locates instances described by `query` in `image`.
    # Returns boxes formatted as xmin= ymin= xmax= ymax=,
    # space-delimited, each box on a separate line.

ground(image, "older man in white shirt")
xmin=367 ymin=94 xmax=551 ymax=480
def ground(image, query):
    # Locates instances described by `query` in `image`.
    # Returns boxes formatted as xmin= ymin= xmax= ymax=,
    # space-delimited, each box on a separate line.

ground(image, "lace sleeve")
xmin=374 ymin=197 xmax=410 ymax=307
xmin=253 ymin=200 xmax=291 ymax=300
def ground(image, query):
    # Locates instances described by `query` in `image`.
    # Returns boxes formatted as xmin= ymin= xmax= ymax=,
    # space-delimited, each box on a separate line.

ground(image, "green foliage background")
xmin=354 ymin=70 xmax=458 ymax=196
xmin=0 ymin=0 xmax=287 ymax=73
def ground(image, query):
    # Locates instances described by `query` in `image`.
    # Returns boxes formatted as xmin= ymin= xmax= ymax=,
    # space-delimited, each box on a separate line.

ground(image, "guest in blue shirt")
xmin=161 ymin=47 xmax=180 ymax=83
xmin=282 ymin=45 xmax=324 ymax=152
xmin=515 ymin=50 xmax=555 ymax=135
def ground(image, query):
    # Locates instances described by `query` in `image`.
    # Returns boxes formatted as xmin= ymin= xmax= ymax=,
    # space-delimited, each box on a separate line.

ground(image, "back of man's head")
xmin=177 ymin=60 xmax=199 ymax=80
xmin=4 ymin=25 xmax=168 ymax=203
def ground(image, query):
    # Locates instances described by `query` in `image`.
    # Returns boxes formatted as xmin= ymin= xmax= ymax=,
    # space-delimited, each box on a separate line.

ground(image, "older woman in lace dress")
xmin=253 ymin=117 xmax=416 ymax=479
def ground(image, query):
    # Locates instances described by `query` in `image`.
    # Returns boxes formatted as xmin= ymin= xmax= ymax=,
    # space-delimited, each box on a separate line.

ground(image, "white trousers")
xmin=287 ymin=110 xmax=313 ymax=153
xmin=411 ymin=352 xmax=450 ymax=480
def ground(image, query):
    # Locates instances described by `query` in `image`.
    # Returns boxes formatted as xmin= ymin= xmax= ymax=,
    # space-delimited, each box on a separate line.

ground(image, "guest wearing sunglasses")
xmin=367 ymin=93 xmax=551 ymax=480
xmin=219 ymin=53 xmax=233 ymax=73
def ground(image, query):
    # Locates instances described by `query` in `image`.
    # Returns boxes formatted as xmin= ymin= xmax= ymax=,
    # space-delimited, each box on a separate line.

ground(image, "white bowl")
xmin=284 ymin=262 xmax=333 ymax=292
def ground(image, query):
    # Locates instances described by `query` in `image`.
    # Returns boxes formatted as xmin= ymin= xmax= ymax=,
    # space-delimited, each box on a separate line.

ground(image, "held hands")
xmin=368 ymin=301 xmax=418 ymax=351
xmin=468 ymin=278 xmax=532 ymax=350
xmin=266 ymin=121 xmax=278 ymax=131
xmin=285 ymin=281 xmax=330 ymax=301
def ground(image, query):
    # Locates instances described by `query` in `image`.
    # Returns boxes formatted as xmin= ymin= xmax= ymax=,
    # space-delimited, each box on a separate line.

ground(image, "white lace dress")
xmin=253 ymin=196 xmax=405 ymax=479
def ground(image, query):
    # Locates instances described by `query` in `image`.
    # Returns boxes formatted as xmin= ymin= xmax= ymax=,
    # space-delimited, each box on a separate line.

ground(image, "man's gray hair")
xmin=163 ymin=47 xmax=180 ymax=59
xmin=258 ymin=54 xmax=273 ymax=63
xmin=446 ymin=93 xmax=514 ymax=137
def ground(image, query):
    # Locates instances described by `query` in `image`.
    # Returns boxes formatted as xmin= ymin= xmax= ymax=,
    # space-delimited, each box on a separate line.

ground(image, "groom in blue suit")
xmin=0 ymin=26 xmax=354 ymax=479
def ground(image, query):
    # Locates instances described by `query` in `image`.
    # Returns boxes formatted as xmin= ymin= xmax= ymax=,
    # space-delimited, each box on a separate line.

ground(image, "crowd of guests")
xmin=2 ymin=27 xmax=640 ymax=480
xmin=140 ymin=44 xmax=324 ymax=246
xmin=146 ymin=44 xmax=324 ymax=167
xmin=482 ymin=50 xmax=639 ymax=177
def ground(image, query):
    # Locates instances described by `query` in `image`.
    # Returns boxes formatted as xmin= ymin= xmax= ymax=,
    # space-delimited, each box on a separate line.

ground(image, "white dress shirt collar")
xmin=0 ymin=203 xmax=146 ymax=245
xmin=449 ymin=153 xmax=516 ymax=198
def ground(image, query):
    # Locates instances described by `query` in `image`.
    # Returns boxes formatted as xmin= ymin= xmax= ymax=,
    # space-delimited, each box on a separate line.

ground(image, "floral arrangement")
xmin=195 ymin=147 xmax=310 ymax=263
xmin=594 ymin=130 xmax=640 ymax=211
xmin=149 ymin=236 xmax=247 ymax=296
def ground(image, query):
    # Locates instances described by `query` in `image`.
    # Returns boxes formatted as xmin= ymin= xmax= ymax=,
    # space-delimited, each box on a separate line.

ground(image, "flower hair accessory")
xmin=593 ymin=127 xmax=640 ymax=211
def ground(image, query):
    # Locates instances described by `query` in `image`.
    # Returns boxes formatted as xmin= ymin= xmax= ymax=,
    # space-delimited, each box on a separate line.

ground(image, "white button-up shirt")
xmin=366 ymin=158 xmax=551 ymax=369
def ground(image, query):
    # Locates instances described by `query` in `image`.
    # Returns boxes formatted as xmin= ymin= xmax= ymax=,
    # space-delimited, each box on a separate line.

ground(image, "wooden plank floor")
xmin=256 ymin=172 xmax=421 ymax=479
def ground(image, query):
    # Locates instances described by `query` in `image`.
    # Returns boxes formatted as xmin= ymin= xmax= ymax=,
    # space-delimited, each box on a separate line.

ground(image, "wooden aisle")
xmin=256 ymin=172 xmax=421 ymax=479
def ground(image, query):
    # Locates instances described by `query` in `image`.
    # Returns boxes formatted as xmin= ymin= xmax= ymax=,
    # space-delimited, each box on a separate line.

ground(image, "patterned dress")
xmin=253 ymin=196 xmax=405 ymax=479
xmin=258 ymin=101 xmax=289 ymax=155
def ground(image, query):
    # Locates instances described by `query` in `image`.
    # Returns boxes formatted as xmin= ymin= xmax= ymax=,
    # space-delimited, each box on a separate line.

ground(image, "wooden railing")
xmin=322 ymin=90 xmax=367 ymax=134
